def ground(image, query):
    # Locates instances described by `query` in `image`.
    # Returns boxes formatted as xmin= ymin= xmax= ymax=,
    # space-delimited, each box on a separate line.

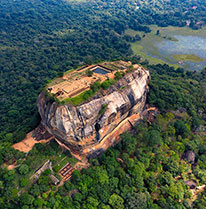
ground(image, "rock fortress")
xmin=36 ymin=60 xmax=150 ymax=159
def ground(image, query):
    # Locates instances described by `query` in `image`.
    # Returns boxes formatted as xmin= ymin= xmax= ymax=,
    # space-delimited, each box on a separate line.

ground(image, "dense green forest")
xmin=1 ymin=64 xmax=206 ymax=208
xmin=1 ymin=0 xmax=206 ymax=142
xmin=1 ymin=0 xmax=206 ymax=208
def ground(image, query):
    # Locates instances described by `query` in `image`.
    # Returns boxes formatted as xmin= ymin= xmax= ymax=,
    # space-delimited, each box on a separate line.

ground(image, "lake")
xmin=129 ymin=26 xmax=206 ymax=70
xmin=155 ymin=35 xmax=206 ymax=70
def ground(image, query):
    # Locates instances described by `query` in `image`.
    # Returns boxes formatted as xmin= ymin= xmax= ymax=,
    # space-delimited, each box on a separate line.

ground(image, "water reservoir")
xmin=93 ymin=67 xmax=109 ymax=75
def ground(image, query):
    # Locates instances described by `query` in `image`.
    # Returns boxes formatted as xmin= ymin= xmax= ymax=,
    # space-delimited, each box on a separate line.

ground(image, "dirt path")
xmin=13 ymin=131 xmax=52 ymax=153
xmin=7 ymin=161 xmax=17 ymax=170
xmin=190 ymin=185 xmax=206 ymax=203
xmin=74 ymin=161 xmax=90 ymax=170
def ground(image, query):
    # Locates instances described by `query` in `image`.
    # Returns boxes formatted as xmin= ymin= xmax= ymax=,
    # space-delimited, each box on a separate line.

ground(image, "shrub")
xmin=114 ymin=71 xmax=125 ymax=80
xmin=20 ymin=178 xmax=29 ymax=187
xmin=174 ymin=120 xmax=190 ymax=138
xmin=114 ymin=72 xmax=122 ymax=80
xmin=19 ymin=164 xmax=29 ymax=175
xmin=145 ymin=130 xmax=162 ymax=146
xmin=91 ymin=81 xmax=101 ymax=92
xmin=57 ymin=72 xmax=64 ymax=77
xmin=86 ymin=69 xmax=93 ymax=77
xmin=98 ymin=104 xmax=108 ymax=116
xmin=101 ymin=79 xmax=115 ymax=90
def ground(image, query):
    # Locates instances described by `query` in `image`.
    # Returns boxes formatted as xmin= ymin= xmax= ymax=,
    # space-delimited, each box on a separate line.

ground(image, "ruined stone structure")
xmin=31 ymin=160 xmax=52 ymax=181
xmin=37 ymin=62 xmax=150 ymax=158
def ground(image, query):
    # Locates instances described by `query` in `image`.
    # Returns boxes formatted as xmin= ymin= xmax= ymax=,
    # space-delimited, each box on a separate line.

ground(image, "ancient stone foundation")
xmin=37 ymin=63 xmax=150 ymax=158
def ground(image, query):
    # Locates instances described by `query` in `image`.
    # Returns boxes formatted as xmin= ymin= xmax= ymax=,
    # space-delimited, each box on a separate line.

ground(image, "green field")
xmin=172 ymin=54 xmax=204 ymax=63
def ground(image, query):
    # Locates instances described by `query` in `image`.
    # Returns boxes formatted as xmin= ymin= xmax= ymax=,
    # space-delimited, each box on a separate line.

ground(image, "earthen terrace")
xmin=46 ymin=61 xmax=131 ymax=101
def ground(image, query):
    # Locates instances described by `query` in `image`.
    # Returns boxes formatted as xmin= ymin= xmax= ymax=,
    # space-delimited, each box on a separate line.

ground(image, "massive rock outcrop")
xmin=37 ymin=65 xmax=150 ymax=158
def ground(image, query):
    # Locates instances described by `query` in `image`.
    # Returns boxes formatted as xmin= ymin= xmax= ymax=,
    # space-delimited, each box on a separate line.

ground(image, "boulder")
xmin=184 ymin=151 xmax=195 ymax=164
xmin=37 ymin=65 xmax=150 ymax=157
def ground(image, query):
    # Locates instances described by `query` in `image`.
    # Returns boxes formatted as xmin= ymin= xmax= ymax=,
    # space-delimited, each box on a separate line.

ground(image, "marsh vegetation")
xmin=128 ymin=26 xmax=206 ymax=70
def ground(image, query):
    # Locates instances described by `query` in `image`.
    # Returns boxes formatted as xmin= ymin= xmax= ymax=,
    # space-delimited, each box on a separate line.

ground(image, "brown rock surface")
xmin=37 ymin=64 xmax=150 ymax=157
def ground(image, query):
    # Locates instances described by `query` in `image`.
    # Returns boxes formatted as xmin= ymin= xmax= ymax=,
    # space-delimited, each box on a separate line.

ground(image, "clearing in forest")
xmin=13 ymin=130 xmax=52 ymax=153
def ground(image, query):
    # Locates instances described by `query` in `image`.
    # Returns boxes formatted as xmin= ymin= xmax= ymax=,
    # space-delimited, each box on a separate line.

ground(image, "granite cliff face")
xmin=37 ymin=65 xmax=150 ymax=157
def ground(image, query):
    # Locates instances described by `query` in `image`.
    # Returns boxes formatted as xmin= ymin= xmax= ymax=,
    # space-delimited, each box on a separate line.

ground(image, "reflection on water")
xmin=155 ymin=35 xmax=206 ymax=70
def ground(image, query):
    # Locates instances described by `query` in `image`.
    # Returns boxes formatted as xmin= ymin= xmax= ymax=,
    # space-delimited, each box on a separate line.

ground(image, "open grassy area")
xmin=59 ymin=78 xmax=116 ymax=106
xmin=155 ymin=25 xmax=206 ymax=37
xmin=172 ymin=54 xmax=204 ymax=63
xmin=128 ymin=28 xmax=179 ymax=68
xmin=125 ymin=29 xmax=144 ymax=37
xmin=61 ymin=90 xmax=93 ymax=106
xmin=131 ymin=42 xmax=170 ymax=65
